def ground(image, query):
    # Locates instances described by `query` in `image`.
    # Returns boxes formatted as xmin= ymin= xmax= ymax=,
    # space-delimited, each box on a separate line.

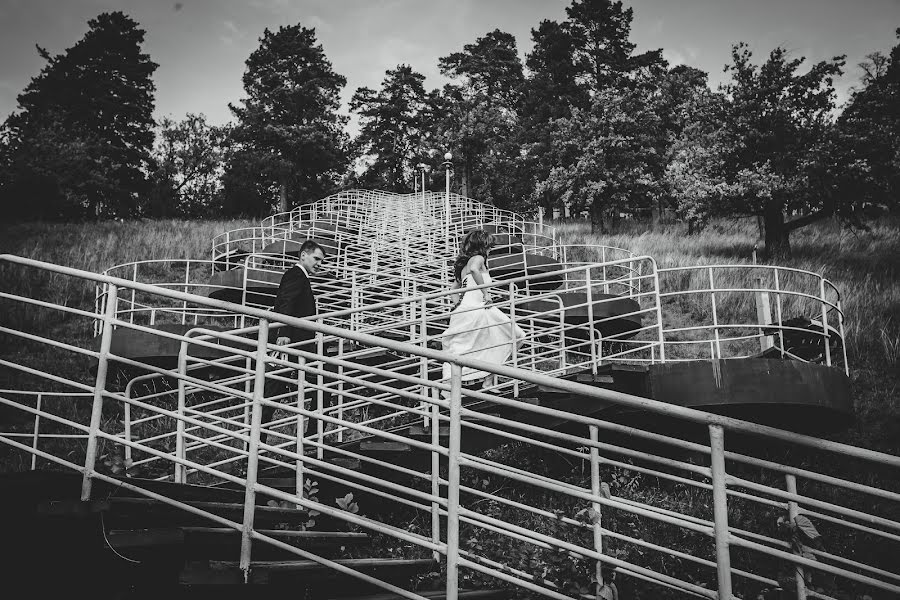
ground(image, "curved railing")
xmin=658 ymin=264 xmax=847 ymax=372
xmin=210 ymin=225 xmax=292 ymax=268
xmin=95 ymin=259 xmax=249 ymax=335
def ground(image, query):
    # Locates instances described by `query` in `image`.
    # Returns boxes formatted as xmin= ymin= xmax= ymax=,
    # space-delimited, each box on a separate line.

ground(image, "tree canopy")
xmin=228 ymin=24 xmax=348 ymax=214
xmin=0 ymin=11 xmax=157 ymax=219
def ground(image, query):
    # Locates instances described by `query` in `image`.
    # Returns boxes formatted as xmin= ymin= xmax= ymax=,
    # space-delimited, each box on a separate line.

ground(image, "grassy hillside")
xmin=0 ymin=215 xmax=897 ymax=451
xmin=1 ymin=215 xmax=898 ymax=598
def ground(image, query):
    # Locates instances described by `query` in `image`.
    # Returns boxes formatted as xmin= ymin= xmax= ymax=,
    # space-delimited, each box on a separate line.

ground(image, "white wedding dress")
xmin=441 ymin=271 xmax=525 ymax=383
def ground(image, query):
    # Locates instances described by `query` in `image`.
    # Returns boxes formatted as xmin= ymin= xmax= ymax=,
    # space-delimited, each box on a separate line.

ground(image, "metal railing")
xmin=658 ymin=265 xmax=847 ymax=372
xmin=1 ymin=254 xmax=897 ymax=600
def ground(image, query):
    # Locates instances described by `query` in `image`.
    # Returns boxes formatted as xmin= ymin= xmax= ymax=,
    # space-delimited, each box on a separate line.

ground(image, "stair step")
xmin=95 ymin=497 xmax=317 ymax=527
xmin=575 ymin=374 xmax=615 ymax=384
xmin=327 ymin=589 xmax=508 ymax=600
xmin=181 ymin=557 xmax=436 ymax=585
xmin=406 ymin=425 xmax=450 ymax=437
xmin=105 ymin=527 xmax=184 ymax=549
xmin=359 ymin=441 xmax=411 ymax=452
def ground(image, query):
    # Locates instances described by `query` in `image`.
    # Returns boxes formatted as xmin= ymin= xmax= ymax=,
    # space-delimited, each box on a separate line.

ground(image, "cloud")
xmin=306 ymin=15 xmax=332 ymax=33
xmin=663 ymin=48 xmax=687 ymax=67
xmin=220 ymin=20 xmax=246 ymax=46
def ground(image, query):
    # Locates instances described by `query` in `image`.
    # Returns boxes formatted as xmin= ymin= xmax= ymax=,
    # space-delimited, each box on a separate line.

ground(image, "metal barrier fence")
xmin=1 ymin=254 xmax=897 ymax=600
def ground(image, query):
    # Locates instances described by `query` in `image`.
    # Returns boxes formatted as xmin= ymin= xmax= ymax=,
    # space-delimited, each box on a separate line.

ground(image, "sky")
xmin=0 ymin=0 xmax=898 ymax=135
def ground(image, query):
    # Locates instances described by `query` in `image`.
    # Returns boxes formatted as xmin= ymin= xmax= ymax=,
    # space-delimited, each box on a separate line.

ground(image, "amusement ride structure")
xmin=0 ymin=189 xmax=897 ymax=599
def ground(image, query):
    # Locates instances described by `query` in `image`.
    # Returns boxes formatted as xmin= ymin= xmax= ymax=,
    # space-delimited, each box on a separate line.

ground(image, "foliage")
xmin=717 ymin=43 xmax=845 ymax=256
xmin=831 ymin=29 xmax=900 ymax=215
xmin=228 ymin=23 xmax=348 ymax=213
xmin=0 ymin=12 xmax=158 ymax=220
xmin=433 ymin=30 xmax=528 ymax=211
xmin=148 ymin=114 xmax=230 ymax=217
xmin=565 ymin=0 xmax=664 ymax=90
xmin=350 ymin=65 xmax=429 ymax=191
xmin=536 ymin=73 xmax=667 ymax=232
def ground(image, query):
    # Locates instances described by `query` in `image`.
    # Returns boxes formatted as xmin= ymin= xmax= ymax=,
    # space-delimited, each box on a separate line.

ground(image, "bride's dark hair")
xmin=453 ymin=229 xmax=495 ymax=282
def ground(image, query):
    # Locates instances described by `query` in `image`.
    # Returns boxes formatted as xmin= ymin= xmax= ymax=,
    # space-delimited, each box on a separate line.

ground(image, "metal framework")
xmin=0 ymin=190 xmax=887 ymax=600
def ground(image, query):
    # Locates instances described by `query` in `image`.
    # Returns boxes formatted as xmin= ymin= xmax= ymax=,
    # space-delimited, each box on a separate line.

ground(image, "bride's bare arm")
xmin=467 ymin=255 xmax=492 ymax=304
xmin=449 ymin=279 xmax=461 ymax=306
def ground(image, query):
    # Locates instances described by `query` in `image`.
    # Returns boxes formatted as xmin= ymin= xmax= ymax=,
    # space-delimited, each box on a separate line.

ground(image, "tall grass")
xmin=554 ymin=215 xmax=900 ymax=453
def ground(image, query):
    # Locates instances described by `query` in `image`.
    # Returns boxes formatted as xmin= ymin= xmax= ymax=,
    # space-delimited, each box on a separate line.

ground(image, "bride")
xmin=442 ymin=229 xmax=525 ymax=388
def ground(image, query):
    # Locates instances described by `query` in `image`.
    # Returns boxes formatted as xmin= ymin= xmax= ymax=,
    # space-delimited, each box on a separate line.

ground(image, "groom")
xmin=262 ymin=240 xmax=325 ymax=443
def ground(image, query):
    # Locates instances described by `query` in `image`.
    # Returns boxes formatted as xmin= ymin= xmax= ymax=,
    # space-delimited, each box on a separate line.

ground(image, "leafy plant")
xmin=266 ymin=477 xmax=320 ymax=530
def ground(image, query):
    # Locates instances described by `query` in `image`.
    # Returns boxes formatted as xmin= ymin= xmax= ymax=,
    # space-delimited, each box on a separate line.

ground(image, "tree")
xmin=718 ymin=44 xmax=845 ymax=257
xmin=521 ymin=20 xmax=589 ymax=217
xmin=439 ymin=29 xmax=524 ymax=109
xmin=565 ymin=0 xmax=664 ymax=91
xmin=350 ymin=65 xmax=428 ymax=191
xmin=436 ymin=30 xmax=527 ymax=208
xmin=536 ymin=73 xmax=667 ymax=232
xmin=229 ymin=24 xmax=347 ymax=213
xmin=833 ymin=29 xmax=900 ymax=214
xmin=148 ymin=114 xmax=230 ymax=217
xmin=0 ymin=11 xmax=158 ymax=219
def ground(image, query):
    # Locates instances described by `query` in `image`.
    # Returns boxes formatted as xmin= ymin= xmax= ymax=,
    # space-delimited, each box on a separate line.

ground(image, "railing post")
xmin=709 ymin=424 xmax=733 ymax=599
xmin=175 ymin=339 xmax=189 ymax=483
xmin=31 ymin=393 xmax=42 ymax=470
xmin=239 ymin=319 xmax=270 ymax=583
xmin=431 ymin=392 xmax=441 ymax=563
xmin=296 ymin=355 xmax=307 ymax=507
xmin=774 ymin=269 xmax=785 ymax=358
xmin=785 ymin=474 xmax=807 ymax=600
xmin=509 ymin=281 xmax=521 ymax=396
xmin=585 ymin=268 xmax=598 ymax=375
xmin=709 ymin=267 xmax=721 ymax=359
xmin=652 ymin=262 xmax=666 ymax=363
xmin=82 ymin=283 xmax=118 ymax=501
xmin=819 ymin=278 xmax=832 ymax=367
xmin=589 ymin=425 xmax=605 ymax=595
xmin=446 ymin=364 xmax=462 ymax=600
xmin=316 ymin=333 xmax=325 ymax=461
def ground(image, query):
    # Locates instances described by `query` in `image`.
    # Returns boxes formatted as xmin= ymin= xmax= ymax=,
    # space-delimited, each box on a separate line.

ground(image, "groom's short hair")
xmin=299 ymin=240 xmax=324 ymax=256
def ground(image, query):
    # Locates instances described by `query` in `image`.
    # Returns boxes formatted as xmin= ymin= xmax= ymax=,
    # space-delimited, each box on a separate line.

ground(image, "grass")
xmin=554 ymin=215 xmax=900 ymax=454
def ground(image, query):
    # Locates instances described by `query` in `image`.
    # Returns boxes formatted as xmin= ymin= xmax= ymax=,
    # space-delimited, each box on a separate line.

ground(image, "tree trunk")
xmin=761 ymin=200 xmax=791 ymax=259
xmin=279 ymin=182 xmax=288 ymax=213
xmin=590 ymin=200 xmax=608 ymax=234
xmin=650 ymin=199 xmax=661 ymax=232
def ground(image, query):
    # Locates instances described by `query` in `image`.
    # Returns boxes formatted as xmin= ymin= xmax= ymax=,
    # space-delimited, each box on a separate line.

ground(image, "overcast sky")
xmin=1 ymin=0 xmax=898 ymax=134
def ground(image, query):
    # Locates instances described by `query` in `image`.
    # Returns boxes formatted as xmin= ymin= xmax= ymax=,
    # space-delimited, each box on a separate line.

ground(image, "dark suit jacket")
xmin=269 ymin=266 xmax=317 ymax=344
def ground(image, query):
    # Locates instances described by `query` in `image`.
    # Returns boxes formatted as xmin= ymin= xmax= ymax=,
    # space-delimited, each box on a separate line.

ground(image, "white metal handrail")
xmin=2 ymin=253 xmax=897 ymax=600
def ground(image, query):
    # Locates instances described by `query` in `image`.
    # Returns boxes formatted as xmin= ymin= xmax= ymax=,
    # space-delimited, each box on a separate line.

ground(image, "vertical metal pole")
xmin=775 ymin=269 xmax=785 ymax=358
xmin=586 ymin=268 xmax=598 ymax=375
xmin=296 ymin=355 xmax=307 ymax=508
xmin=446 ymin=364 xmax=462 ymax=600
xmin=82 ymin=283 xmax=118 ymax=501
xmin=175 ymin=339 xmax=188 ymax=484
xmin=130 ymin=264 xmax=137 ymax=324
xmin=431 ymin=394 xmax=441 ymax=563
xmin=819 ymin=278 xmax=832 ymax=366
xmin=589 ymin=425 xmax=604 ymax=594
xmin=509 ymin=282 xmax=520 ymax=396
xmin=785 ymin=474 xmax=807 ymax=600
xmin=652 ymin=261 xmax=666 ymax=363
xmin=837 ymin=297 xmax=848 ymax=376
xmin=709 ymin=424 xmax=733 ymax=599
xmin=709 ymin=267 xmax=721 ymax=359
xmin=31 ymin=394 xmax=42 ymax=470
xmin=240 ymin=319 xmax=270 ymax=582
xmin=336 ymin=340 xmax=344 ymax=443
xmin=316 ymin=333 xmax=324 ymax=461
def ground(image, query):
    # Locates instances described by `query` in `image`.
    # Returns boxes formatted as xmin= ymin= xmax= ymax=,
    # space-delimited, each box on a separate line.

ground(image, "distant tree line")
xmin=1 ymin=2 xmax=898 ymax=257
